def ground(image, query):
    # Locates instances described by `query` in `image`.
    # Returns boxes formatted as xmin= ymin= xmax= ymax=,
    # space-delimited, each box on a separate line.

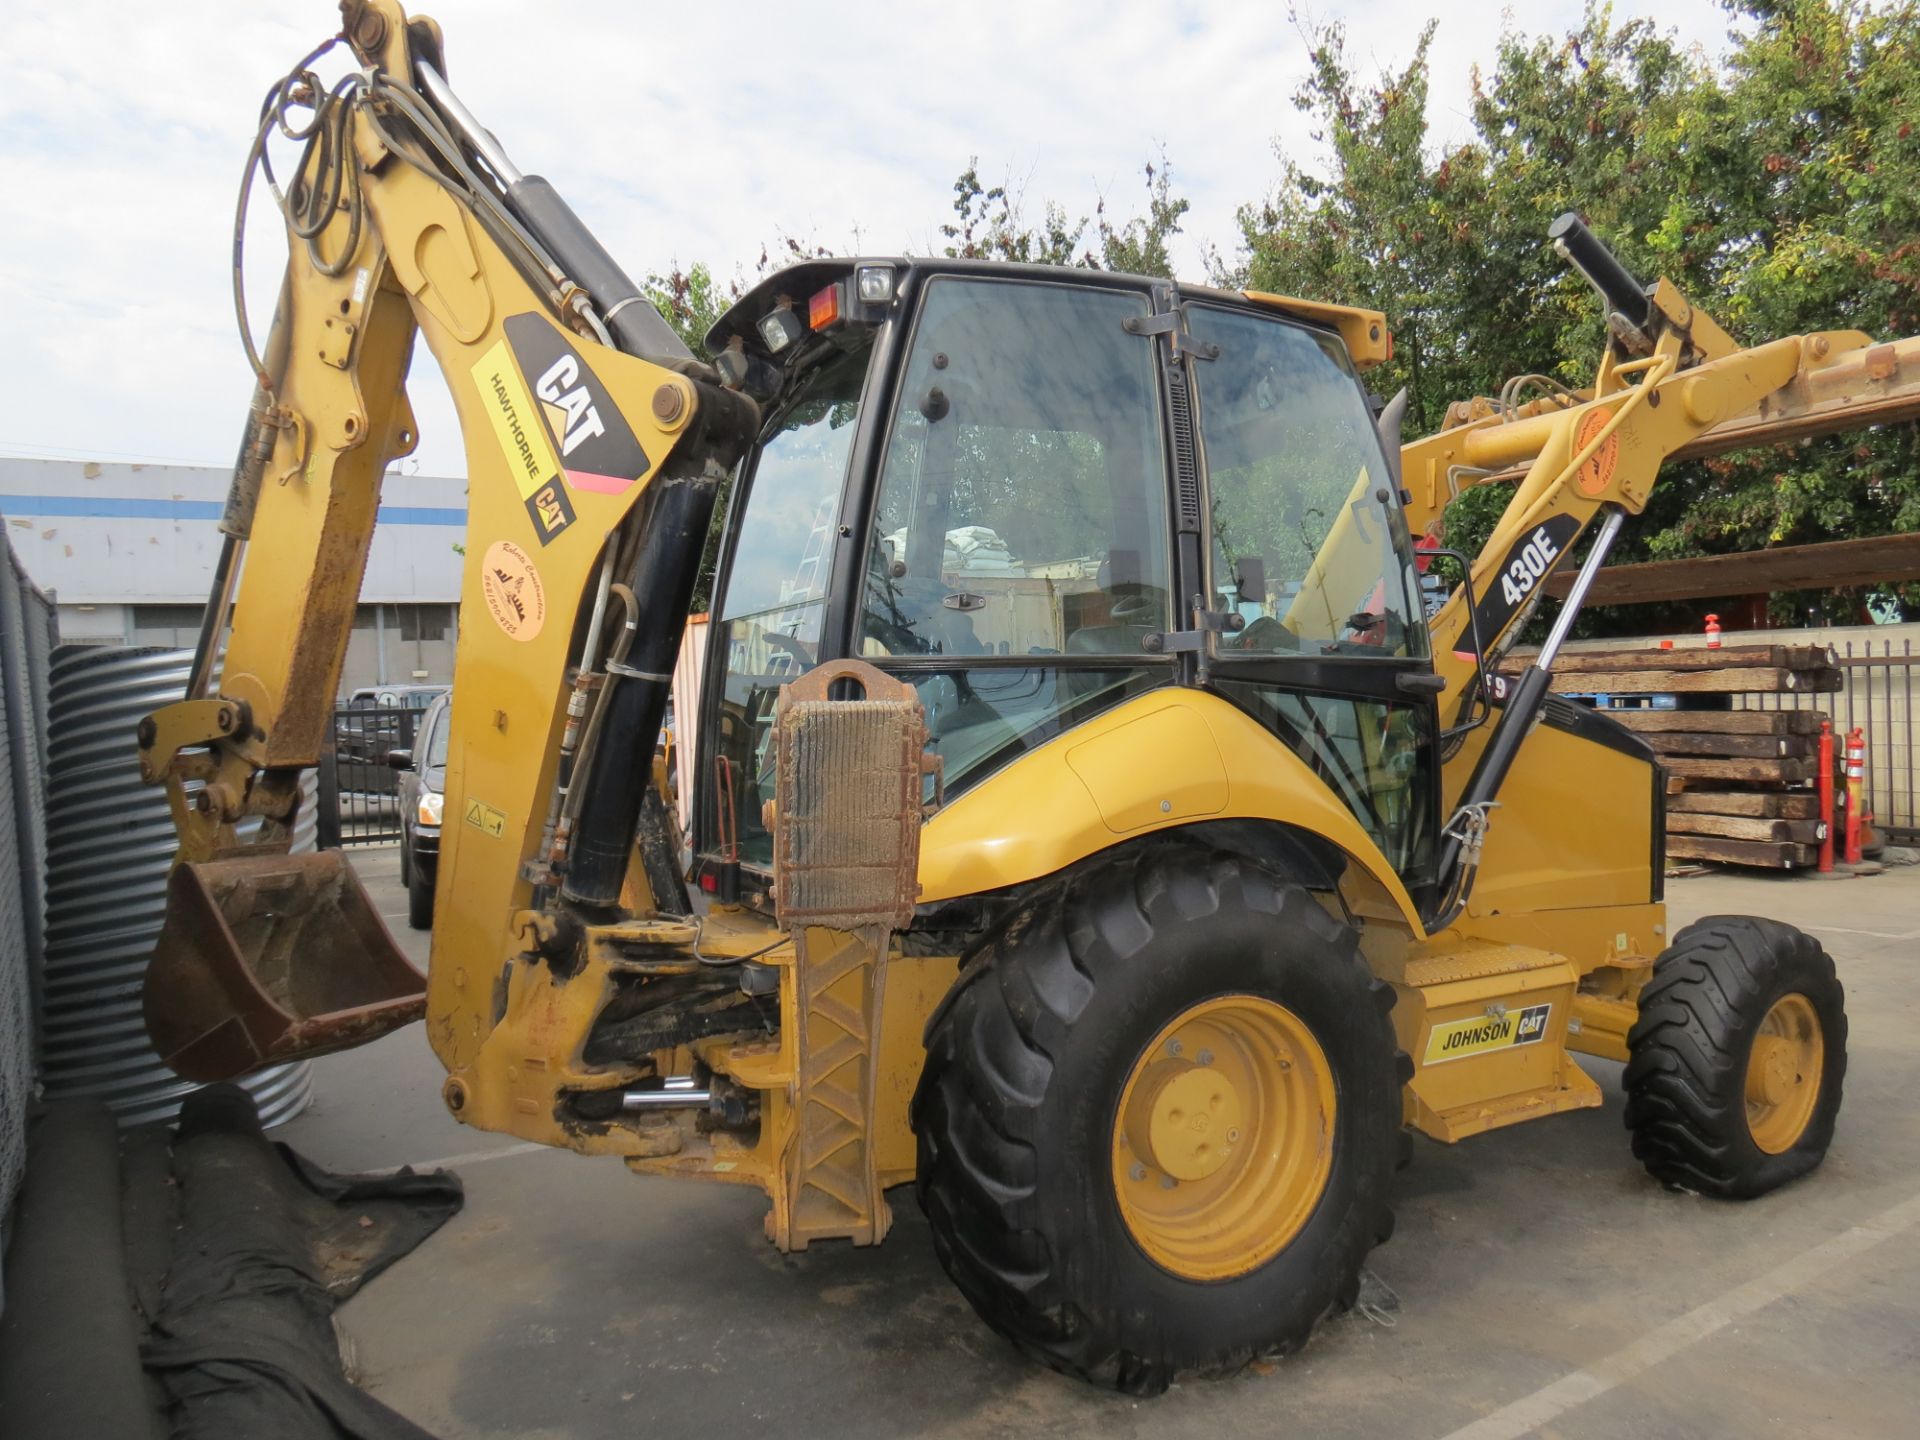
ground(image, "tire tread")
xmin=1623 ymin=914 xmax=1846 ymax=1199
xmin=914 ymin=844 xmax=1407 ymax=1393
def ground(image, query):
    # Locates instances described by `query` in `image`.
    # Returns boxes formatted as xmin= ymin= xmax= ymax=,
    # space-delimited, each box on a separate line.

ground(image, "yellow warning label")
xmin=471 ymin=338 xmax=563 ymax=503
xmin=1424 ymin=1003 xmax=1553 ymax=1066
xmin=462 ymin=797 xmax=508 ymax=839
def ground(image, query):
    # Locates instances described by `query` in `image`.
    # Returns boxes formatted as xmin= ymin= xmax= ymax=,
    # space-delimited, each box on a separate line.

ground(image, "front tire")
xmin=913 ymin=845 xmax=1404 ymax=1394
xmin=1625 ymin=915 xmax=1846 ymax=1198
xmin=407 ymin=860 xmax=435 ymax=930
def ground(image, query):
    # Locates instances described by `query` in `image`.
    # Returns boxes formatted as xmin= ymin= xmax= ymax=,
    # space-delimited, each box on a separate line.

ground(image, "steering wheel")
xmin=1230 ymin=616 xmax=1302 ymax=653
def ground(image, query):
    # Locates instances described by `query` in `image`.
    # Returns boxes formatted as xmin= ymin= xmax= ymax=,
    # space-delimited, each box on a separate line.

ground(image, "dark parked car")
xmin=389 ymin=692 xmax=450 ymax=929
xmin=338 ymin=683 xmax=447 ymax=766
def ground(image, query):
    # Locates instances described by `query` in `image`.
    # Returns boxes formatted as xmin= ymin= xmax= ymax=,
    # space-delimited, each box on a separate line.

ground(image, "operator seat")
xmin=1064 ymin=583 xmax=1159 ymax=657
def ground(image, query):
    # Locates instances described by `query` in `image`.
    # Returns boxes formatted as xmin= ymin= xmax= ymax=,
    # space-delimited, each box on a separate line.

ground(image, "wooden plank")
xmin=1668 ymin=791 xmax=1821 ymax=819
xmin=1661 ymin=756 xmax=1816 ymax=783
xmin=1541 ymin=644 xmax=1832 ymax=674
xmin=1608 ymin=709 xmax=1826 ymax=736
xmin=1540 ymin=532 xmax=1920 ymax=607
xmin=1643 ymin=733 xmax=1816 ymax=759
xmin=1667 ymin=813 xmax=1828 ymax=843
xmin=1666 ymin=834 xmax=1818 ymax=869
xmin=1551 ymin=668 xmax=1837 ymax=696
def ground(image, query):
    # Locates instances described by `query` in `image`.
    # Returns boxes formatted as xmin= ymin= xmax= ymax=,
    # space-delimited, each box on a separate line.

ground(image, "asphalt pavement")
xmin=275 ymin=845 xmax=1920 ymax=1439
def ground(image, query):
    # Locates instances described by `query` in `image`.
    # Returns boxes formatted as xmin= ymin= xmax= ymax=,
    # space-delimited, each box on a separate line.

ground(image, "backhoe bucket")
xmin=143 ymin=850 xmax=427 ymax=1083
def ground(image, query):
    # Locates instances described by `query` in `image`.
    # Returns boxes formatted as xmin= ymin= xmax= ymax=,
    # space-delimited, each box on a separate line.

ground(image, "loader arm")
xmin=138 ymin=0 xmax=757 ymax=1079
xmin=1405 ymin=288 xmax=1920 ymax=712
xmin=1396 ymin=215 xmax=1920 ymax=925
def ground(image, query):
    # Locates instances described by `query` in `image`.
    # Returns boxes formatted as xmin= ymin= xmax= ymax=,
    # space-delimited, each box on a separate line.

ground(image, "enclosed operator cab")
xmin=695 ymin=259 xmax=1443 ymax=923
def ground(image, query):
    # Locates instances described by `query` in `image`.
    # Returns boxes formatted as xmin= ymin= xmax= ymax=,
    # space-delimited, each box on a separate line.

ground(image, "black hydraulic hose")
xmin=562 ymin=467 xmax=723 ymax=906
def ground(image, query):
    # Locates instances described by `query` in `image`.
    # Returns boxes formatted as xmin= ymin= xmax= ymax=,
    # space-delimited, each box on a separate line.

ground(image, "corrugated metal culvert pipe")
xmin=39 ymin=646 xmax=312 ymax=1127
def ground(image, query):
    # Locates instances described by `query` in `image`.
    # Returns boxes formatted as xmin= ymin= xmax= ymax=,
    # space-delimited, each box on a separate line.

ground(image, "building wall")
xmin=0 ymin=457 xmax=468 ymax=692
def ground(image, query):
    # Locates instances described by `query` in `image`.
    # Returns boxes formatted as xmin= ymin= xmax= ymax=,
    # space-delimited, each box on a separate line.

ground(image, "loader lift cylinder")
xmin=1430 ymin=506 xmax=1626 ymax=926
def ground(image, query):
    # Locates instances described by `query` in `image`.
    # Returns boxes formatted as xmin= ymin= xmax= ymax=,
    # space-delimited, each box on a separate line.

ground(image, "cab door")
xmin=1184 ymin=301 xmax=1441 ymax=897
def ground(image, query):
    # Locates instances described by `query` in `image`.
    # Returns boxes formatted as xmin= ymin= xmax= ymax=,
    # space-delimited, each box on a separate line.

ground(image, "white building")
xmin=0 ymin=457 xmax=467 ymax=693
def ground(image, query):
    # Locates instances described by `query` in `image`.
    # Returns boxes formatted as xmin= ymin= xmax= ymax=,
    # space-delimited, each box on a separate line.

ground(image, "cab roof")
xmin=705 ymin=258 xmax=1390 ymax=371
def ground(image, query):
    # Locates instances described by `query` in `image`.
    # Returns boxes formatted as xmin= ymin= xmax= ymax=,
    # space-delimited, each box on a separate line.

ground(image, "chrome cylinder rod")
xmin=619 ymin=1077 xmax=710 ymax=1112
xmin=1537 ymin=506 xmax=1626 ymax=670
xmin=415 ymin=61 xmax=524 ymax=186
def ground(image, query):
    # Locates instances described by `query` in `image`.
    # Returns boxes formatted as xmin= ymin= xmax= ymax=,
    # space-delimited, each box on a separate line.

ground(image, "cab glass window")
xmin=710 ymin=337 xmax=872 ymax=865
xmin=1191 ymin=306 xmax=1426 ymax=659
xmin=860 ymin=277 xmax=1171 ymax=661
xmin=1214 ymin=680 xmax=1434 ymax=879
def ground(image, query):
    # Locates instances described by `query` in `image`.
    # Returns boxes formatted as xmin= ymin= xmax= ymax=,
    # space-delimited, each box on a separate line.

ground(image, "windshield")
xmin=1191 ymin=305 xmax=1426 ymax=660
xmin=709 ymin=336 xmax=875 ymax=866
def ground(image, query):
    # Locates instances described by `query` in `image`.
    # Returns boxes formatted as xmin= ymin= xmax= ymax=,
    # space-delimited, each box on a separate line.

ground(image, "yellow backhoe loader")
xmin=137 ymin=0 xmax=1920 ymax=1393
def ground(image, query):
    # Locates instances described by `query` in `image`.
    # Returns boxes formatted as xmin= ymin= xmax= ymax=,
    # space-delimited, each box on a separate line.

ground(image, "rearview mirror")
xmin=386 ymin=748 xmax=414 ymax=771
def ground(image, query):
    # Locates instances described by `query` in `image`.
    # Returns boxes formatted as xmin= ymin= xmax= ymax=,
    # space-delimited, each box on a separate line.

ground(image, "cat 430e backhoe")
xmin=138 ymin=0 xmax=1920 ymax=1394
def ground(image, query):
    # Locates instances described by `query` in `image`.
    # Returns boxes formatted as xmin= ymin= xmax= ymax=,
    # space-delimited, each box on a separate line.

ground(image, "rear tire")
xmin=407 ymin=861 xmax=434 ymax=931
xmin=1624 ymin=915 xmax=1846 ymax=1198
xmin=913 ymin=845 xmax=1404 ymax=1394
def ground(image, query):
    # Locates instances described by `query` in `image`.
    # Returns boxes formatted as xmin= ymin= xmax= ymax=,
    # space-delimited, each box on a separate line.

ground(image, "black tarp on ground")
xmin=137 ymin=1085 xmax=463 ymax=1440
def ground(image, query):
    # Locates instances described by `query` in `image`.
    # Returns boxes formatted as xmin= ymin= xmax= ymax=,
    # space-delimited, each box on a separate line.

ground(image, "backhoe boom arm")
xmin=138 ymin=0 xmax=757 ymax=1079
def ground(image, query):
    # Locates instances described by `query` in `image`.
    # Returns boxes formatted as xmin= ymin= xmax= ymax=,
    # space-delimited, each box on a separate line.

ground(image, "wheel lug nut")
xmin=1160 ymin=1175 xmax=1177 ymax=1190
xmin=1227 ymin=1128 xmax=1240 ymax=1142
xmin=1130 ymin=1163 xmax=1147 ymax=1182
xmin=1197 ymin=1048 xmax=1214 ymax=1066
xmin=1166 ymin=1039 xmax=1183 ymax=1057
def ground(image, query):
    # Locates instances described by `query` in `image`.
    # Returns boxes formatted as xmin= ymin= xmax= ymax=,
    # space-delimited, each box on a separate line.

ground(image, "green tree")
xmin=644 ymin=261 xmax=736 ymax=354
xmin=1227 ymin=1 xmax=1920 ymax=625
xmin=942 ymin=155 xmax=1190 ymax=278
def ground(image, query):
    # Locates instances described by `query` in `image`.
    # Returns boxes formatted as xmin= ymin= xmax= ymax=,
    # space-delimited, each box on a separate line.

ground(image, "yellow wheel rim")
xmin=1110 ymin=995 xmax=1335 ymax=1281
xmin=1745 ymin=993 xmax=1824 ymax=1155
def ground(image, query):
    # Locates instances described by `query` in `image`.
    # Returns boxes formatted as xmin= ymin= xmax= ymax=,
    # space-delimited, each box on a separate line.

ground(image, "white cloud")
xmin=3 ymin=0 xmax=1734 ymax=475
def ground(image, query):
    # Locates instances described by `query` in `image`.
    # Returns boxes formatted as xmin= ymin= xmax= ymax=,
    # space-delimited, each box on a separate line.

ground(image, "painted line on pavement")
xmin=1437 ymin=1188 xmax=1920 ymax=1440
xmin=1809 ymin=924 xmax=1920 ymax=941
xmin=377 ymin=1140 xmax=547 ymax=1176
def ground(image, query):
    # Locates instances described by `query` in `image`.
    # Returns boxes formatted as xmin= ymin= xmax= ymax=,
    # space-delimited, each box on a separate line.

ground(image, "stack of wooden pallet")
xmin=1528 ymin=644 xmax=1841 ymax=869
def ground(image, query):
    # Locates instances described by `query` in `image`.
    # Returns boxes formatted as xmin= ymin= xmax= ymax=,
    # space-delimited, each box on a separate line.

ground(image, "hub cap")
xmin=1745 ymin=993 xmax=1823 ymax=1155
xmin=1111 ymin=995 xmax=1336 ymax=1281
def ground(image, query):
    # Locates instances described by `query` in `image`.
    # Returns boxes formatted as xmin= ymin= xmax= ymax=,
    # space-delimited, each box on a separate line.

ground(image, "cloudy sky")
xmin=3 ymin=0 xmax=1738 ymax=478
